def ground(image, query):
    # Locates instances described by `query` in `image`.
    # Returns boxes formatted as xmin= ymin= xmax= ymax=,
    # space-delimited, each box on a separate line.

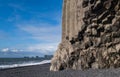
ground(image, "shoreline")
xmin=0 ymin=63 xmax=50 ymax=71
xmin=0 ymin=60 xmax=51 ymax=70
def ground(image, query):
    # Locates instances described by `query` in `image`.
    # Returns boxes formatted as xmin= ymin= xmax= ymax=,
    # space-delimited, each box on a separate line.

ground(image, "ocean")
xmin=0 ymin=58 xmax=51 ymax=69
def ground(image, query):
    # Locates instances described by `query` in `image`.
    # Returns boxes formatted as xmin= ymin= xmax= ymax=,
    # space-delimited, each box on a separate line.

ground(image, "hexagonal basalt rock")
xmin=50 ymin=0 xmax=120 ymax=71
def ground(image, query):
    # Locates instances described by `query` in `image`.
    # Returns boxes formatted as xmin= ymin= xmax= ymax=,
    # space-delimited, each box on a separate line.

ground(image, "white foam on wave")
xmin=0 ymin=60 xmax=51 ymax=69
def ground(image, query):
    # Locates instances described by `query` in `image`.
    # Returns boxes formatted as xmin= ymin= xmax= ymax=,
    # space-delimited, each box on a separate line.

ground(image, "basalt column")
xmin=50 ymin=0 xmax=120 ymax=71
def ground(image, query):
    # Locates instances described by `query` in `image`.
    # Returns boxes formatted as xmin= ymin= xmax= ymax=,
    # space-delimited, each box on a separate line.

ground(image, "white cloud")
xmin=15 ymin=21 xmax=61 ymax=54
xmin=26 ymin=43 xmax=58 ymax=54
xmin=11 ymin=49 xmax=19 ymax=52
xmin=0 ymin=42 xmax=58 ymax=55
xmin=0 ymin=42 xmax=58 ymax=54
xmin=17 ymin=23 xmax=61 ymax=43
xmin=1 ymin=48 xmax=22 ymax=53
xmin=1 ymin=48 xmax=9 ymax=52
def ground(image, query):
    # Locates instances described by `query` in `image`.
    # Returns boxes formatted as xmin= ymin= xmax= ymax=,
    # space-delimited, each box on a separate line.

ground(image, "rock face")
xmin=50 ymin=0 xmax=120 ymax=71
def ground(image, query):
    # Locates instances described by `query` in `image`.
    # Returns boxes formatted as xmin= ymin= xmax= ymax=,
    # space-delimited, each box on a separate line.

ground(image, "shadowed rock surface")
xmin=50 ymin=0 xmax=120 ymax=71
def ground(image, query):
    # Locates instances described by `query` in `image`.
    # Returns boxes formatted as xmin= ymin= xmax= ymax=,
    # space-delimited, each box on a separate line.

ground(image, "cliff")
xmin=50 ymin=0 xmax=120 ymax=71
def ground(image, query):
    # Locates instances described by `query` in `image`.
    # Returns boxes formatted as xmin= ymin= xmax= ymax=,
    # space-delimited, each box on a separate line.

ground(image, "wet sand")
xmin=0 ymin=63 xmax=120 ymax=77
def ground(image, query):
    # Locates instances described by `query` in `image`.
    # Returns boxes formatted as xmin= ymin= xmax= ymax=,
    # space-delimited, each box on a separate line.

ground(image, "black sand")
xmin=0 ymin=63 xmax=120 ymax=77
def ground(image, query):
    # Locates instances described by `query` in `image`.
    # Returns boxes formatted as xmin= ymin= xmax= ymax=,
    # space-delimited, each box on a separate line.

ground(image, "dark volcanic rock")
xmin=50 ymin=0 xmax=120 ymax=71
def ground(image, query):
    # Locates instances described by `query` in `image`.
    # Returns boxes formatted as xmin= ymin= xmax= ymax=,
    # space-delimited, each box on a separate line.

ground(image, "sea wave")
xmin=0 ymin=60 xmax=51 ymax=69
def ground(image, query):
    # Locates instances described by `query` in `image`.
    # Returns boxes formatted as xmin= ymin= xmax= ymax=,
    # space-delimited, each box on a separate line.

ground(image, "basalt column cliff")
xmin=50 ymin=0 xmax=120 ymax=71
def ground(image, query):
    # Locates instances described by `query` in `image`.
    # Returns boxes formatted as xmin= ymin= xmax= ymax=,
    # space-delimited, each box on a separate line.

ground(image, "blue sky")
xmin=0 ymin=0 xmax=63 ymax=57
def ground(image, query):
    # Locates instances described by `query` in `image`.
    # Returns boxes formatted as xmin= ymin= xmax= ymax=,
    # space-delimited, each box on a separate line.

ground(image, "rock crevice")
xmin=50 ymin=0 xmax=120 ymax=71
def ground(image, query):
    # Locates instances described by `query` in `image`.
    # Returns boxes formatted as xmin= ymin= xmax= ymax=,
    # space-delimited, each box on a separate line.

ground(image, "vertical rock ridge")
xmin=50 ymin=0 xmax=120 ymax=71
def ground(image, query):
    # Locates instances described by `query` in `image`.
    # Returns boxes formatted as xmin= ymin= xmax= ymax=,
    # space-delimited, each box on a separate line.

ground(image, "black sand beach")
xmin=0 ymin=63 xmax=120 ymax=77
